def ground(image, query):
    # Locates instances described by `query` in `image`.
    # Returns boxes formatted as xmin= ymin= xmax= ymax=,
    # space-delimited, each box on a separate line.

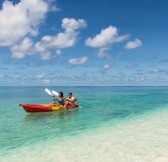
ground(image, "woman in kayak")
xmin=50 ymin=92 xmax=65 ymax=106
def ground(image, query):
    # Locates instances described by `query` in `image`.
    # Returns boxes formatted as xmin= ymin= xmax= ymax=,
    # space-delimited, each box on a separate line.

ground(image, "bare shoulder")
xmin=72 ymin=96 xmax=76 ymax=100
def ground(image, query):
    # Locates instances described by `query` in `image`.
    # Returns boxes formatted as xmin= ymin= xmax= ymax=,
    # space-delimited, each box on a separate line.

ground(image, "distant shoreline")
xmin=0 ymin=85 xmax=168 ymax=87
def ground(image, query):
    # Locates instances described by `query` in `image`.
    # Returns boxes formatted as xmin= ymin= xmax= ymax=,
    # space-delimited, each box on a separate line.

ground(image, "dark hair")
xmin=68 ymin=92 xmax=72 ymax=95
xmin=59 ymin=92 xmax=64 ymax=97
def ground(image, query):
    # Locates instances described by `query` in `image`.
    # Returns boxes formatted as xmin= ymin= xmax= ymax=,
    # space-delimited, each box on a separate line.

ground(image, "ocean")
xmin=0 ymin=86 xmax=168 ymax=162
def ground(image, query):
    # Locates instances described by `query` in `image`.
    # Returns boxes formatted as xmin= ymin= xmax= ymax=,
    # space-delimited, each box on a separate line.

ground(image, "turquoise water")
xmin=0 ymin=86 xmax=168 ymax=157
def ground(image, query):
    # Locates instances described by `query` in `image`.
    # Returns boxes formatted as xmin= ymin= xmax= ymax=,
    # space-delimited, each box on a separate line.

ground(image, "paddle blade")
xmin=52 ymin=90 xmax=59 ymax=97
xmin=45 ymin=88 xmax=53 ymax=96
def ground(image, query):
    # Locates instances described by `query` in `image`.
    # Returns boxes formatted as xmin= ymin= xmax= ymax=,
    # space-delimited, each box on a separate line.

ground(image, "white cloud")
xmin=85 ymin=26 xmax=129 ymax=48
xmin=124 ymin=39 xmax=142 ymax=49
xmin=68 ymin=56 xmax=88 ymax=65
xmin=56 ymin=49 xmax=62 ymax=55
xmin=38 ymin=18 xmax=87 ymax=49
xmin=35 ymin=73 xmax=45 ymax=79
xmin=11 ymin=51 xmax=26 ymax=59
xmin=11 ymin=37 xmax=34 ymax=59
xmin=103 ymin=64 xmax=110 ymax=70
xmin=10 ymin=18 xmax=87 ymax=59
xmin=36 ymin=73 xmax=45 ymax=79
xmin=42 ymin=79 xmax=50 ymax=84
xmin=85 ymin=26 xmax=129 ymax=58
xmin=10 ymin=36 xmax=50 ymax=59
xmin=62 ymin=18 xmax=87 ymax=32
xmin=0 ymin=0 xmax=48 ymax=46
xmin=97 ymin=47 xmax=112 ymax=59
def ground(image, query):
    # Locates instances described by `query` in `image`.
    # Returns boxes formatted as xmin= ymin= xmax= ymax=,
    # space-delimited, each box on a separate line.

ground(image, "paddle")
xmin=52 ymin=90 xmax=59 ymax=97
xmin=45 ymin=88 xmax=55 ymax=98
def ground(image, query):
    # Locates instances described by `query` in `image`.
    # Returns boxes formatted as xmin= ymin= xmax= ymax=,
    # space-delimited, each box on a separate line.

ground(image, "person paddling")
xmin=65 ymin=92 xmax=78 ymax=106
xmin=50 ymin=91 xmax=65 ymax=106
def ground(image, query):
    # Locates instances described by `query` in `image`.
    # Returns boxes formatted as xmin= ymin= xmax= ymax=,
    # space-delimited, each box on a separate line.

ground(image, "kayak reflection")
xmin=24 ymin=108 xmax=79 ymax=123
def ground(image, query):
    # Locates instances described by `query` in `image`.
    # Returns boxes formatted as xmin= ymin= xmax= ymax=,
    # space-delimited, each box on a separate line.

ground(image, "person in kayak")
xmin=50 ymin=92 xmax=65 ymax=106
xmin=65 ymin=92 xmax=78 ymax=106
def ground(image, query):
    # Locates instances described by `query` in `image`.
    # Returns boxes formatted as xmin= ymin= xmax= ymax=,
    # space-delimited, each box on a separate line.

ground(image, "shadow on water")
xmin=24 ymin=108 xmax=79 ymax=123
xmin=105 ymin=109 xmax=132 ymax=119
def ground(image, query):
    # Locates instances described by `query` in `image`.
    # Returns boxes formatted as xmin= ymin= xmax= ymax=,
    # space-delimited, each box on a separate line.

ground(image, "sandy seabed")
xmin=1 ymin=106 xmax=168 ymax=162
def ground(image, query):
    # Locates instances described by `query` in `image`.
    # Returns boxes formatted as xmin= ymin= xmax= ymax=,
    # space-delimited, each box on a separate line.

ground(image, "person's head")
xmin=59 ymin=92 xmax=64 ymax=97
xmin=68 ymin=92 xmax=72 ymax=98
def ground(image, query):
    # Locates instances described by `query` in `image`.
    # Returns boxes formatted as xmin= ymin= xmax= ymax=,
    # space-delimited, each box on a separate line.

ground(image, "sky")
xmin=0 ymin=0 xmax=168 ymax=86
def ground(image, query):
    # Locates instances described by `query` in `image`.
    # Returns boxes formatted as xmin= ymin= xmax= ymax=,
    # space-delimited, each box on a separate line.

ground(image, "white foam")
xmin=1 ymin=107 xmax=168 ymax=162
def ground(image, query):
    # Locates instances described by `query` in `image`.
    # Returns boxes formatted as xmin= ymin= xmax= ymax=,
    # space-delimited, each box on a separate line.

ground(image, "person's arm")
xmin=63 ymin=98 xmax=66 ymax=105
xmin=50 ymin=98 xmax=58 ymax=105
xmin=75 ymin=98 xmax=78 ymax=105
xmin=53 ymin=98 xmax=58 ymax=101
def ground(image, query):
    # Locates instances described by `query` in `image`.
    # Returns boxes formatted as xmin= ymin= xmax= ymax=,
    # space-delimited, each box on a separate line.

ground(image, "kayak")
xmin=19 ymin=104 xmax=78 ymax=113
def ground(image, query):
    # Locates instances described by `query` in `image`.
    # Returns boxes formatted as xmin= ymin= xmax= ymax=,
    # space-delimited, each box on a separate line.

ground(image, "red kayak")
xmin=19 ymin=104 xmax=78 ymax=113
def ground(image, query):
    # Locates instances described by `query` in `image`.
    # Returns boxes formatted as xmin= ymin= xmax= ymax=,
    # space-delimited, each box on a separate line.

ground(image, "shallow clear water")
xmin=0 ymin=86 xmax=168 ymax=161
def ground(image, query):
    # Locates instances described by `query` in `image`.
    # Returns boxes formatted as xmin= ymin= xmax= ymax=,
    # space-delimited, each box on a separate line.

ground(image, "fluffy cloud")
xmin=11 ymin=18 xmax=87 ymax=59
xmin=98 ymin=64 xmax=111 ymax=75
xmin=36 ymin=73 xmax=45 ymax=79
xmin=68 ymin=56 xmax=88 ymax=65
xmin=11 ymin=37 xmax=34 ymax=59
xmin=42 ymin=79 xmax=50 ymax=84
xmin=0 ymin=0 xmax=85 ymax=60
xmin=37 ymin=18 xmax=86 ymax=49
xmin=85 ymin=26 xmax=129 ymax=48
xmin=124 ymin=39 xmax=142 ymax=49
xmin=97 ymin=47 xmax=112 ymax=59
xmin=0 ymin=0 xmax=48 ymax=46
xmin=62 ymin=18 xmax=87 ymax=32
xmin=103 ymin=64 xmax=110 ymax=70
xmin=85 ymin=26 xmax=129 ymax=58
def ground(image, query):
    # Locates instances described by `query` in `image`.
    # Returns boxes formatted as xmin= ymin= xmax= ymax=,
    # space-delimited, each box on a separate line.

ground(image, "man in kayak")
xmin=65 ymin=92 xmax=78 ymax=106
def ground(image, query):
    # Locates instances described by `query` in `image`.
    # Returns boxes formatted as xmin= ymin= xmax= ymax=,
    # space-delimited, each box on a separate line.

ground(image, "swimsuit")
xmin=57 ymin=99 xmax=64 ymax=103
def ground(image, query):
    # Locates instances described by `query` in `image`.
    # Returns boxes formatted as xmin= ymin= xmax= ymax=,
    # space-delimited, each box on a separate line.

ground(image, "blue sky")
xmin=0 ymin=0 xmax=167 ymax=86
